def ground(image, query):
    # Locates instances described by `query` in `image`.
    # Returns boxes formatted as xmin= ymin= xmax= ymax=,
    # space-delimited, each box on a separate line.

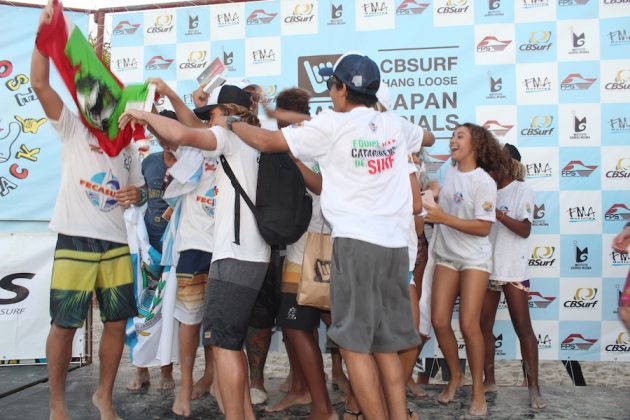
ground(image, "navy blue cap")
xmin=319 ymin=53 xmax=380 ymax=98
xmin=504 ymin=143 xmax=521 ymax=162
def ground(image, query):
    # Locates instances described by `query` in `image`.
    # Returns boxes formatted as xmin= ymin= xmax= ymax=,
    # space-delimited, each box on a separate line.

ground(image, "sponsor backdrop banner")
xmin=50 ymin=0 xmax=627 ymax=361
xmin=0 ymin=5 xmax=89 ymax=220
xmin=0 ymin=233 xmax=84 ymax=362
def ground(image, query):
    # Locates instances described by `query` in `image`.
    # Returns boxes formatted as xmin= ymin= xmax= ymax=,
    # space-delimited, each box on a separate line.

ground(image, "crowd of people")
xmin=31 ymin=4 xmax=630 ymax=420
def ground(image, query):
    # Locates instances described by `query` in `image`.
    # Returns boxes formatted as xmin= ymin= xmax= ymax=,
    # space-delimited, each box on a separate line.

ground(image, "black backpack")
xmin=219 ymin=153 xmax=313 ymax=247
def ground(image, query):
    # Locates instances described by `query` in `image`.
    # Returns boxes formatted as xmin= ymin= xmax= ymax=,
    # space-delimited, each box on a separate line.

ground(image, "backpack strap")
xmin=219 ymin=154 xmax=257 ymax=245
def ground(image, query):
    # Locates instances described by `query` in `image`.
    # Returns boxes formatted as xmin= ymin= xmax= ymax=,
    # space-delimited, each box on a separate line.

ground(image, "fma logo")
xmin=179 ymin=51 xmax=207 ymax=70
xmin=567 ymin=205 xmax=596 ymax=223
xmin=529 ymin=246 xmax=556 ymax=267
xmin=605 ymin=332 xmax=630 ymax=352
xmin=216 ymin=10 xmax=240 ymax=27
xmin=533 ymin=203 xmax=549 ymax=226
xmin=114 ymin=57 xmax=138 ymax=72
xmin=482 ymin=120 xmax=513 ymax=137
xmin=608 ymin=28 xmax=630 ymax=46
xmin=397 ymin=0 xmax=430 ymax=15
xmin=526 ymin=162 xmax=552 ymax=178
xmin=80 ymin=170 xmax=120 ymax=212
xmin=477 ymin=36 xmax=511 ymax=53
xmin=520 ymin=31 xmax=553 ymax=51
xmin=560 ymin=73 xmax=597 ymax=90
xmin=521 ymin=115 xmax=554 ymax=136
xmin=523 ymin=76 xmax=551 ymax=93
xmin=561 ymin=333 xmax=597 ymax=350
xmin=528 ymin=291 xmax=556 ymax=309
xmin=523 ymin=0 xmax=549 ymax=7
xmin=564 ymin=287 xmax=598 ymax=309
xmin=486 ymin=73 xmax=505 ymax=100
xmin=113 ymin=21 xmax=140 ymax=35
xmin=252 ymin=48 xmax=276 ymax=64
xmin=145 ymin=56 xmax=174 ymax=70
xmin=559 ymin=0 xmax=591 ymax=5
xmin=297 ymin=54 xmax=342 ymax=97
xmin=605 ymin=158 xmax=630 ymax=179
xmin=561 ymin=160 xmax=597 ymax=177
xmin=485 ymin=0 xmax=504 ymax=17
xmin=608 ymin=116 xmax=630 ymax=134
xmin=604 ymin=69 xmax=630 ymax=91
xmin=247 ymin=9 xmax=278 ymax=25
xmin=609 ymin=250 xmax=630 ymax=266
xmin=605 ymin=203 xmax=630 ymax=221
xmin=285 ymin=3 xmax=315 ymax=23
xmin=437 ymin=0 xmax=470 ymax=14
xmin=361 ymin=1 xmax=389 ymax=17
xmin=537 ymin=333 xmax=552 ymax=350
xmin=147 ymin=15 xmax=173 ymax=34
xmin=328 ymin=3 xmax=345 ymax=25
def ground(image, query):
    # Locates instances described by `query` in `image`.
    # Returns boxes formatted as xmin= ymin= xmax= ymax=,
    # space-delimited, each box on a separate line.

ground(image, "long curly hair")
xmin=216 ymin=103 xmax=261 ymax=127
xmin=460 ymin=123 xmax=510 ymax=174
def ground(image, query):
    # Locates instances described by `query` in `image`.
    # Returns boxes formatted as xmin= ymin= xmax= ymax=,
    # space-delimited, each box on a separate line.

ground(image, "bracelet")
xmin=226 ymin=115 xmax=241 ymax=132
xmin=137 ymin=188 xmax=148 ymax=206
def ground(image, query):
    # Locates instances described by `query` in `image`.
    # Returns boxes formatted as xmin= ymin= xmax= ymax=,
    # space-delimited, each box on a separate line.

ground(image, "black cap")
xmin=504 ymin=143 xmax=521 ymax=162
xmin=193 ymin=85 xmax=252 ymax=120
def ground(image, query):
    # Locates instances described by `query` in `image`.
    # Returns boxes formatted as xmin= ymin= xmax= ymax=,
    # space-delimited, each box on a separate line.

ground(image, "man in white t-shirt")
xmin=31 ymin=14 xmax=145 ymax=420
xmin=126 ymin=53 xmax=433 ymax=420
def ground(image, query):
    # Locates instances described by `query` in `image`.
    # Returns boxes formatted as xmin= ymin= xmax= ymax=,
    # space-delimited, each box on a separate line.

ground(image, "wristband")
xmin=226 ymin=115 xmax=241 ymax=132
xmin=137 ymin=188 xmax=148 ymax=206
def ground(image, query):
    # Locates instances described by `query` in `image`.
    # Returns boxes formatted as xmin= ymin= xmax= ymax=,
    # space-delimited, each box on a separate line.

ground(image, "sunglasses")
xmin=326 ymin=76 xmax=337 ymax=91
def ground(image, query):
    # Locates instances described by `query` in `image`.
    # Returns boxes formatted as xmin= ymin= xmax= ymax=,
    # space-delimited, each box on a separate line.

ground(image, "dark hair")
xmin=460 ymin=123 xmax=511 ymax=174
xmin=159 ymin=109 xmax=178 ymax=121
xmin=216 ymin=103 xmax=260 ymax=127
xmin=330 ymin=76 xmax=378 ymax=107
xmin=275 ymin=88 xmax=311 ymax=115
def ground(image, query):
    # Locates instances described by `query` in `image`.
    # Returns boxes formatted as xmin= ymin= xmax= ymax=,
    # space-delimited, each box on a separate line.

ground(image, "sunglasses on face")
xmin=326 ymin=76 xmax=336 ymax=91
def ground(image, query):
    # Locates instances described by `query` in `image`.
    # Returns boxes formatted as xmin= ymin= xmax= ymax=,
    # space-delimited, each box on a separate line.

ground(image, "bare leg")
xmin=430 ymin=265 xmax=464 ymax=404
xmin=192 ymin=347 xmax=213 ymax=399
xmin=481 ymin=289 xmax=501 ymax=392
xmin=158 ymin=364 xmax=175 ymax=390
xmin=403 ymin=283 xmax=424 ymax=397
xmin=245 ymin=326 xmax=272 ymax=403
xmin=126 ymin=367 xmax=150 ymax=391
xmin=321 ymin=312 xmax=349 ymax=395
xmin=503 ymin=285 xmax=546 ymax=409
xmin=92 ymin=319 xmax=126 ymax=420
xmin=212 ymin=347 xmax=253 ymax=420
xmin=459 ymin=270 xmax=489 ymax=417
xmin=172 ymin=322 xmax=200 ymax=416
xmin=47 ymin=324 xmax=76 ymax=420
xmin=373 ymin=352 xmax=409 ymax=420
xmin=340 ymin=350 xmax=387 ymax=420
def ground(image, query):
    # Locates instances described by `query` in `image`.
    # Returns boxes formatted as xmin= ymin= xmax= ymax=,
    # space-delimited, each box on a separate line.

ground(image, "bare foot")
xmin=92 ymin=390 xmax=122 ymax=420
xmin=158 ymin=372 xmax=175 ymax=391
xmin=529 ymin=386 xmax=547 ymax=409
xmin=265 ymin=391 xmax=312 ymax=412
xmin=172 ymin=387 xmax=192 ymax=417
xmin=191 ymin=374 xmax=212 ymax=400
xmin=332 ymin=372 xmax=350 ymax=395
xmin=210 ymin=381 xmax=224 ymax=413
xmin=408 ymin=411 xmax=420 ymax=420
xmin=437 ymin=372 xmax=464 ymax=404
xmin=483 ymin=382 xmax=498 ymax=393
xmin=126 ymin=368 xmax=150 ymax=391
xmin=49 ymin=400 xmax=68 ymax=420
xmin=468 ymin=391 xmax=487 ymax=417
xmin=407 ymin=380 xmax=427 ymax=397
xmin=308 ymin=410 xmax=339 ymax=420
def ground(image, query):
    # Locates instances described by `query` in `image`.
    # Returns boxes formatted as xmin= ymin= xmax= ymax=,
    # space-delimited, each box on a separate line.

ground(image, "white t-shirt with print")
xmin=286 ymin=160 xmax=331 ymax=265
xmin=282 ymin=107 xmax=423 ymax=248
xmin=433 ymin=165 xmax=497 ymax=265
xmin=489 ymin=180 xmax=534 ymax=282
xmin=48 ymin=106 xmax=144 ymax=244
xmin=176 ymin=156 xmax=218 ymax=254
xmin=407 ymin=158 xmax=419 ymax=272
xmin=210 ymin=126 xmax=270 ymax=263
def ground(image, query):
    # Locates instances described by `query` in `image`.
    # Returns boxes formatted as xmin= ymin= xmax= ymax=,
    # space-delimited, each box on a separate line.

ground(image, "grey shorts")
xmin=327 ymin=238 xmax=420 ymax=354
xmin=202 ymin=258 xmax=268 ymax=350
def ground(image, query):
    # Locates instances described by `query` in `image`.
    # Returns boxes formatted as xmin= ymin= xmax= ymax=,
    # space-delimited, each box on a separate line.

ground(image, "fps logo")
xmin=519 ymin=31 xmax=553 ymax=51
xmin=529 ymin=246 xmax=556 ymax=267
xmin=561 ymin=333 xmax=597 ymax=351
xmin=528 ymin=291 xmax=556 ymax=309
xmin=113 ymin=21 xmax=140 ymax=36
xmin=145 ymin=56 xmax=174 ymax=70
xmin=521 ymin=115 xmax=554 ymax=136
xmin=605 ymin=204 xmax=630 ymax=222
xmin=561 ymin=73 xmax=597 ymax=90
xmin=604 ymin=332 xmax=630 ymax=352
xmin=396 ymin=0 xmax=430 ymax=15
xmin=80 ymin=170 xmax=120 ymax=212
xmin=298 ymin=54 xmax=342 ymax=97
xmin=477 ymin=36 xmax=511 ymax=53
xmin=0 ymin=273 xmax=34 ymax=305
xmin=146 ymin=15 xmax=173 ymax=34
xmin=564 ymin=288 xmax=598 ymax=308
xmin=561 ymin=160 xmax=597 ymax=177
xmin=482 ymin=120 xmax=513 ymax=137
xmin=246 ymin=9 xmax=278 ymax=25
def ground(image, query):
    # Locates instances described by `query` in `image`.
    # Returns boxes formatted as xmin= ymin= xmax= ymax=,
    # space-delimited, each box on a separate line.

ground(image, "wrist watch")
xmin=226 ymin=115 xmax=241 ymax=132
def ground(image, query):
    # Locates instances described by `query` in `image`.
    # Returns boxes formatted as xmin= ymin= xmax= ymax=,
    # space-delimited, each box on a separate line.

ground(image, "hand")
xmin=115 ymin=185 xmax=140 ymax=208
xmin=163 ymin=149 xmax=177 ymax=168
xmin=118 ymin=109 xmax=148 ymax=131
xmin=424 ymin=204 xmax=447 ymax=224
xmin=495 ymin=209 xmax=506 ymax=222
xmin=147 ymin=77 xmax=173 ymax=98
xmin=38 ymin=3 xmax=53 ymax=31
xmin=612 ymin=226 xmax=630 ymax=254
xmin=192 ymin=85 xmax=209 ymax=108
xmin=262 ymin=101 xmax=276 ymax=119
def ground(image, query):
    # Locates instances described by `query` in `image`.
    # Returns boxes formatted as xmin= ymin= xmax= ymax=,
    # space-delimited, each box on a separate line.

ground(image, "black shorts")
xmin=277 ymin=292 xmax=321 ymax=332
xmin=248 ymin=249 xmax=283 ymax=329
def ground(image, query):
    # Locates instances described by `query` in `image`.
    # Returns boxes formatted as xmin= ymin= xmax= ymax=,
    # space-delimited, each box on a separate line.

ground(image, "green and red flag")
xmin=35 ymin=0 xmax=153 ymax=156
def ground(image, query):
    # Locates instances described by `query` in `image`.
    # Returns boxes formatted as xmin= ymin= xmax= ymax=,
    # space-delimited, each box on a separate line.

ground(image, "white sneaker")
xmin=250 ymin=387 xmax=268 ymax=405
